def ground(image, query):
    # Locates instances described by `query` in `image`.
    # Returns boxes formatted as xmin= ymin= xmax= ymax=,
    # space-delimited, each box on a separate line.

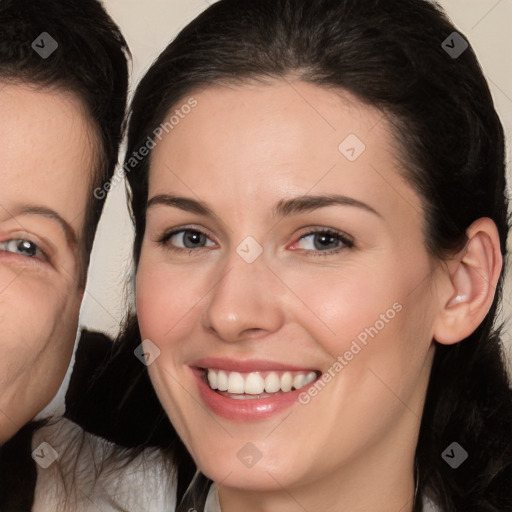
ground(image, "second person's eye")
xmin=0 ymin=239 xmax=47 ymax=261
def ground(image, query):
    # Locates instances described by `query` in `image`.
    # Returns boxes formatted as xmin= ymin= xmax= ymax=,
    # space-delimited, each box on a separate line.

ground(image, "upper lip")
xmin=191 ymin=357 xmax=319 ymax=373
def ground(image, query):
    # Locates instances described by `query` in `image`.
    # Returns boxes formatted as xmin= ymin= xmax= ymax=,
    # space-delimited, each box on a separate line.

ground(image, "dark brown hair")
xmin=0 ymin=0 xmax=130 ymax=284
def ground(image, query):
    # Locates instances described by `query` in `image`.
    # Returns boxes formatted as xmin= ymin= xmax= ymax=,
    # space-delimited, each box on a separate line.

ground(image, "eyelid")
xmin=156 ymin=224 xmax=355 ymax=257
xmin=157 ymin=224 xmax=217 ymax=244
xmin=287 ymin=226 xmax=355 ymax=256
xmin=0 ymin=231 xmax=53 ymax=264
xmin=294 ymin=226 xmax=355 ymax=245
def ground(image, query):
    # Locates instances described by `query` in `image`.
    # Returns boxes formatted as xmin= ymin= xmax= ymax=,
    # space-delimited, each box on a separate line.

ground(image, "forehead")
xmin=148 ymin=80 xmax=423 ymax=229
xmin=0 ymin=83 xmax=96 ymax=232
xmin=152 ymin=80 xmax=385 ymax=177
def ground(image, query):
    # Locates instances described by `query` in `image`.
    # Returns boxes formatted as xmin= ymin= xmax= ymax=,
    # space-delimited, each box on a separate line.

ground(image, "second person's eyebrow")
xmin=146 ymin=193 xmax=382 ymax=219
xmin=13 ymin=205 xmax=79 ymax=247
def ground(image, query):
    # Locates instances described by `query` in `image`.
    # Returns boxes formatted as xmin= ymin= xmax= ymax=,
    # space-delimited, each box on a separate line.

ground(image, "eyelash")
xmin=0 ymin=237 xmax=49 ymax=264
xmin=295 ymin=228 xmax=355 ymax=257
xmin=157 ymin=226 xmax=355 ymax=257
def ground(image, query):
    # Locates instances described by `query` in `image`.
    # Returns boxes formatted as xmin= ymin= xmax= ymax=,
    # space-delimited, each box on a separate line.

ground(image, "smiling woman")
xmin=82 ymin=0 xmax=511 ymax=511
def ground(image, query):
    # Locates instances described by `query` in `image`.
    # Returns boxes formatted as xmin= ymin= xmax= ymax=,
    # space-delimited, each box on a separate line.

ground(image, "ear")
xmin=433 ymin=218 xmax=502 ymax=345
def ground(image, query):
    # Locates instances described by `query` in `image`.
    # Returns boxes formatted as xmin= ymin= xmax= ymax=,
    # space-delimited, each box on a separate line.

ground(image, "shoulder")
xmin=32 ymin=417 xmax=176 ymax=512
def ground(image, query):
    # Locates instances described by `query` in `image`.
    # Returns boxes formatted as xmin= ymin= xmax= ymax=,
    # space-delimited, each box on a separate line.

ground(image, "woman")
xmin=86 ymin=0 xmax=512 ymax=510
xmin=0 ymin=0 xmax=130 ymax=509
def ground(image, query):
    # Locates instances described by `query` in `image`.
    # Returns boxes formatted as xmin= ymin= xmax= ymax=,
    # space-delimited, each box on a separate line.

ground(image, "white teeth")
xmin=227 ymin=372 xmax=245 ymax=394
xmin=206 ymin=368 xmax=318 ymax=395
xmin=217 ymin=370 xmax=228 ymax=391
xmin=207 ymin=370 xmax=218 ymax=390
xmin=244 ymin=373 xmax=265 ymax=395
xmin=292 ymin=373 xmax=306 ymax=390
xmin=305 ymin=371 xmax=317 ymax=386
xmin=264 ymin=372 xmax=281 ymax=393
xmin=281 ymin=372 xmax=293 ymax=392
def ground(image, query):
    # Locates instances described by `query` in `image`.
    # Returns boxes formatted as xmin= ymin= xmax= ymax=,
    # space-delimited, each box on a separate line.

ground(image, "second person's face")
xmin=0 ymin=83 xmax=94 ymax=442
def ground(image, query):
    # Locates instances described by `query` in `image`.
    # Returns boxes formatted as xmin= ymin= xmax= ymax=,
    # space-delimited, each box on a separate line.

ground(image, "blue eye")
xmin=0 ymin=239 xmax=46 ymax=260
xmin=160 ymin=229 xmax=215 ymax=252
xmin=294 ymin=229 xmax=354 ymax=256
xmin=158 ymin=226 xmax=354 ymax=258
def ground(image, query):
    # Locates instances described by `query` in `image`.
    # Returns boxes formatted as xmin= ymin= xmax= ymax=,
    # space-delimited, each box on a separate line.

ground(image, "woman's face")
xmin=137 ymin=80 xmax=442 ymax=494
xmin=0 ymin=84 xmax=93 ymax=442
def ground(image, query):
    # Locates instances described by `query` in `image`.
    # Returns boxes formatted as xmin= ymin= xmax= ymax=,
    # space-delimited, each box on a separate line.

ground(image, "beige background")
xmin=43 ymin=0 xmax=512 ymax=416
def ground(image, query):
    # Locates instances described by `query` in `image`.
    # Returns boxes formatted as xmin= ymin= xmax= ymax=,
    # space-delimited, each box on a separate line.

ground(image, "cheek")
xmin=136 ymin=260 xmax=208 ymax=344
xmin=0 ymin=281 xmax=52 ymax=339
xmin=136 ymin=265 xmax=177 ymax=342
xmin=281 ymin=262 xmax=405 ymax=353
xmin=285 ymin=254 xmax=435 ymax=382
xmin=0 ymin=275 xmax=73 ymax=378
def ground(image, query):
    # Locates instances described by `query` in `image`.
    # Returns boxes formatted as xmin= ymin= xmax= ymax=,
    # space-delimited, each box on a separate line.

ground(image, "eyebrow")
xmin=147 ymin=193 xmax=381 ymax=219
xmin=17 ymin=205 xmax=78 ymax=247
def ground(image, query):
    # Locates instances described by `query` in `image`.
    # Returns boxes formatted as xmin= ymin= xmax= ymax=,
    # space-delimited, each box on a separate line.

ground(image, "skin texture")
xmin=0 ymin=83 xmax=94 ymax=443
xmin=136 ymin=80 xmax=502 ymax=512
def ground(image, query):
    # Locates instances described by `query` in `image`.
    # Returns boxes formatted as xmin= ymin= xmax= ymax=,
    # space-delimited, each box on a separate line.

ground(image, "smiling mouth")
xmin=203 ymin=368 xmax=320 ymax=399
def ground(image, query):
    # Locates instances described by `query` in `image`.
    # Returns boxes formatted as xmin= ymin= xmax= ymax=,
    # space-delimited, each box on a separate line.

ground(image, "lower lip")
xmin=193 ymin=368 xmax=309 ymax=421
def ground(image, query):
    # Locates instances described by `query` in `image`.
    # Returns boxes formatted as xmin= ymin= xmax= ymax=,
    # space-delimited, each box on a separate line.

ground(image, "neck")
xmin=218 ymin=421 xmax=419 ymax=512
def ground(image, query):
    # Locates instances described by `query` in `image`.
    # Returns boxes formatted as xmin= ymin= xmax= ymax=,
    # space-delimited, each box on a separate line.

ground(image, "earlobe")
xmin=434 ymin=218 xmax=502 ymax=345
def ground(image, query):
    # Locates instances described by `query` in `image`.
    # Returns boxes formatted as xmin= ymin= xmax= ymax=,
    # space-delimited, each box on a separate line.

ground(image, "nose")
xmin=201 ymin=247 xmax=285 ymax=343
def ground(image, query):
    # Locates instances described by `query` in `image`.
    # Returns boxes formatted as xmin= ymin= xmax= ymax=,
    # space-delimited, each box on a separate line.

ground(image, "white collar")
xmin=204 ymin=483 xmax=222 ymax=512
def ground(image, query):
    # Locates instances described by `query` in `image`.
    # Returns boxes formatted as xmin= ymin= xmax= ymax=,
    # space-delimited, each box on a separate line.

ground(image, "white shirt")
xmin=32 ymin=418 xmax=176 ymax=511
